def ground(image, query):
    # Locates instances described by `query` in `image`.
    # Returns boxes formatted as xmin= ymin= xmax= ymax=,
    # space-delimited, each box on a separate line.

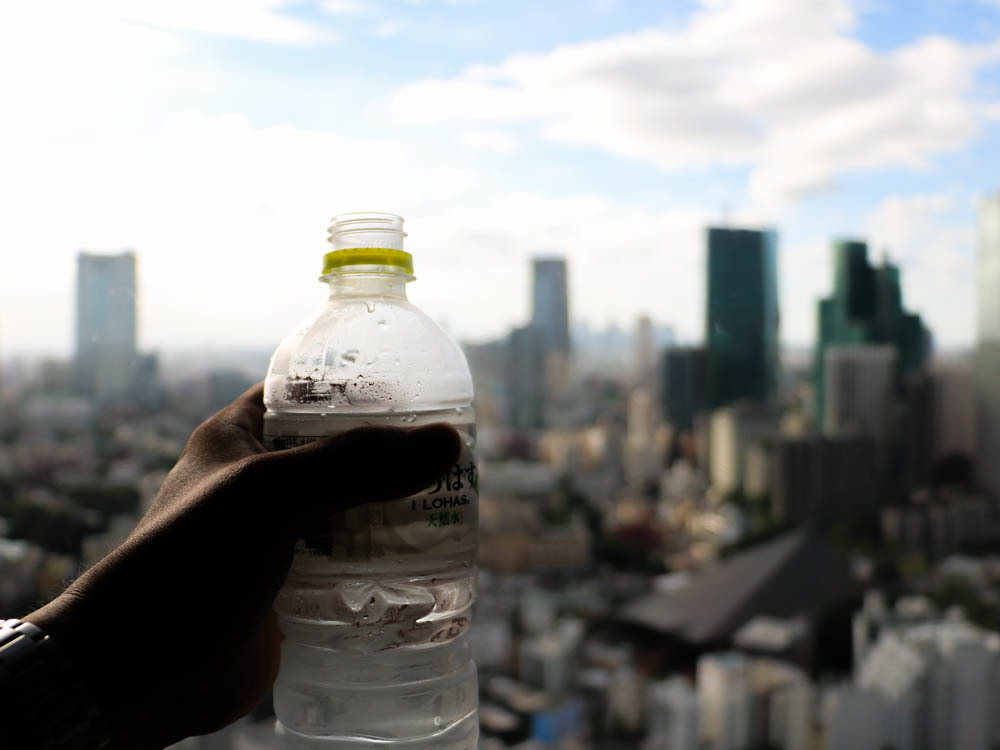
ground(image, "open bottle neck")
xmin=324 ymin=270 xmax=410 ymax=299
xmin=322 ymin=213 xmax=411 ymax=300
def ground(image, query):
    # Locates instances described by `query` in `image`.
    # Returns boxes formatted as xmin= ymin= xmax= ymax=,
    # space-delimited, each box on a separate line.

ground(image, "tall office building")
xmin=505 ymin=257 xmax=570 ymax=430
xmin=661 ymin=347 xmax=708 ymax=431
xmin=705 ymin=227 xmax=779 ymax=409
xmin=815 ymin=240 xmax=929 ymax=428
xmin=531 ymin=258 xmax=570 ymax=354
xmin=771 ymin=435 xmax=879 ymax=525
xmin=633 ymin=315 xmax=655 ymax=386
xmin=75 ymin=251 xmax=137 ymax=400
xmin=505 ymin=325 xmax=544 ymax=430
xmin=932 ymin=363 xmax=975 ymax=460
xmin=823 ymin=345 xmax=897 ymax=442
xmin=976 ymin=192 xmax=1000 ymax=492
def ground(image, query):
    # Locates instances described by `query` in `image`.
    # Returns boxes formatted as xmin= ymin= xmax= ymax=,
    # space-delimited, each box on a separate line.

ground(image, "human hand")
xmin=26 ymin=383 xmax=460 ymax=750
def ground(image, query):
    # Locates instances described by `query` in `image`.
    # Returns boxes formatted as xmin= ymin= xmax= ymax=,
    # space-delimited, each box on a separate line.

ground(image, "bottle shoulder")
xmin=265 ymin=297 xmax=472 ymax=411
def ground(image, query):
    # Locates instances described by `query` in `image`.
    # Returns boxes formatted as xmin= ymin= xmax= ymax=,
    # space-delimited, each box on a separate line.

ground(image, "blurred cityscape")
xmin=3 ymin=193 xmax=1000 ymax=750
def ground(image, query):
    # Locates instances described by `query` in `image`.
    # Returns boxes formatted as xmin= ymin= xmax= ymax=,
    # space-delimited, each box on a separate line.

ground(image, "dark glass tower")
xmin=705 ymin=227 xmax=780 ymax=409
xmin=661 ymin=346 xmax=708 ymax=431
xmin=815 ymin=240 xmax=930 ymax=428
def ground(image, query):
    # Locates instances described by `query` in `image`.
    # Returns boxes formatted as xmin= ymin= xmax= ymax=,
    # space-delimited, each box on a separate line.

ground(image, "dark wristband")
xmin=0 ymin=618 xmax=110 ymax=749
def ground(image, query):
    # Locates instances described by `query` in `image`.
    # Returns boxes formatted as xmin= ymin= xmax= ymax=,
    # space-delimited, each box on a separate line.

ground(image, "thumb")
xmin=250 ymin=423 xmax=462 ymax=509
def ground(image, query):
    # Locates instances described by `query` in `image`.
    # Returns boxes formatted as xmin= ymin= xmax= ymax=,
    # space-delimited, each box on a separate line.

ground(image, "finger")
xmin=250 ymin=423 xmax=462 ymax=507
xmin=218 ymin=382 xmax=266 ymax=438
xmin=186 ymin=383 xmax=266 ymax=463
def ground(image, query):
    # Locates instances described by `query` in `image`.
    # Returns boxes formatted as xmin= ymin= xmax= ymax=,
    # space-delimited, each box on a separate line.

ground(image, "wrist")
xmin=25 ymin=591 xmax=89 ymax=649
xmin=26 ymin=584 xmax=176 ymax=750
xmin=0 ymin=616 xmax=110 ymax=750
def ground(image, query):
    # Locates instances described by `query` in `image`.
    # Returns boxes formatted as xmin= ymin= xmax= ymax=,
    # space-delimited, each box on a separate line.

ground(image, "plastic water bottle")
xmin=263 ymin=212 xmax=479 ymax=749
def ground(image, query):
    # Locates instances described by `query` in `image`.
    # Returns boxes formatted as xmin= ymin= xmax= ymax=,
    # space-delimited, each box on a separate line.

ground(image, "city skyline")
xmin=5 ymin=4 xmax=1000 ymax=749
xmin=1 ymin=230 xmax=968 ymax=367
xmin=3 ymin=1 xmax=1000 ymax=355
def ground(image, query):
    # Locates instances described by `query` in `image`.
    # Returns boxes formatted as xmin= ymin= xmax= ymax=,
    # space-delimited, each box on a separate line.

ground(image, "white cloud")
xmin=322 ymin=0 xmax=368 ymax=14
xmin=864 ymin=193 xmax=976 ymax=347
xmin=113 ymin=0 xmax=332 ymax=45
xmin=0 ymin=100 xmax=709 ymax=352
xmin=0 ymin=0 xmax=987 ymax=356
xmin=0 ymin=3 xmax=193 ymax=129
xmin=459 ymin=129 xmax=519 ymax=154
xmin=373 ymin=20 xmax=404 ymax=38
xmin=0 ymin=2 xmax=715 ymax=355
xmin=0 ymin=110 xmax=489 ymax=353
xmin=393 ymin=0 xmax=1000 ymax=206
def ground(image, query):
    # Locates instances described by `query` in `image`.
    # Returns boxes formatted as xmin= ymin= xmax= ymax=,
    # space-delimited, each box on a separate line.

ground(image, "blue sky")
xmin=2 ymin=0 xmax=1000 ymax=355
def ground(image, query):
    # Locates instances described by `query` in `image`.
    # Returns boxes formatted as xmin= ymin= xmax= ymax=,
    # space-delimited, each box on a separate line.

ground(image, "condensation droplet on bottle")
xmin=454 ymin=407 xmax=464 ymax=416
xmin=401 ymin=413 xmax=417 ymax=423
xmin=365 ymin=301 xmax=376 ymax=313
xmin=433 ymin=716 xmax=442 ymax=728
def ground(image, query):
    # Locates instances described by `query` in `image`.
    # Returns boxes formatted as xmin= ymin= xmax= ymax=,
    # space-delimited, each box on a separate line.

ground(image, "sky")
xmin=2 ymin=0 xmax=1000 ymax=356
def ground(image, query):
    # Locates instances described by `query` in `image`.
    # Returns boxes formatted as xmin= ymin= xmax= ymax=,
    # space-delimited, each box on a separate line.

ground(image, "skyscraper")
xmin=931 ymin=363 xmax=975 ymax=460
xmin=633 ymin=315 xmax=654 ymax=386
xmin=505 ymin=324 xmax=544 ymax=430
xmin=770 ymin=434 xmax=879 ymax=525
xmin=75 ymin=251 xmax=137 ymax=400
xmin=823 ymin=345 xmax=896 ymax=442
xmin=531 ymin=258 xmax=570 ymax=355
xmin=504 ymin=257 xmax=570 ymax=430
xmin=815 ymin=240 xmax=930 ymax=428
xmin=661 ymin=346 xmax=708 ymax=431
xmin=705 ymin=227 xmax=779 ymax=409
xmin=976 ymin=192 xmax=1000 ymax=491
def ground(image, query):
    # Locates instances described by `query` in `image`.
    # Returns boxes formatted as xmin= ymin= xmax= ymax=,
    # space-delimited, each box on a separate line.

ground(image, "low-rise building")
xmin=831 ymin=592 xmax=1000 ymax=750
xmin=645 ymin=676 xmax=699 ymax=750
xmin=697 ymin=653 xmax=751 ymax=750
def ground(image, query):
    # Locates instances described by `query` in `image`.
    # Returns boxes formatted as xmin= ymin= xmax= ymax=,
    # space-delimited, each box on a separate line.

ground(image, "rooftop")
xmin=622 ymin=530 xmax=858 ymax=644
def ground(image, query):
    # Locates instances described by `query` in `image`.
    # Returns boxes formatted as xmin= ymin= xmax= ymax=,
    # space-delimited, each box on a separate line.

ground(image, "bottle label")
xmin=264 ymin=427 xmax=478 ymax=561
